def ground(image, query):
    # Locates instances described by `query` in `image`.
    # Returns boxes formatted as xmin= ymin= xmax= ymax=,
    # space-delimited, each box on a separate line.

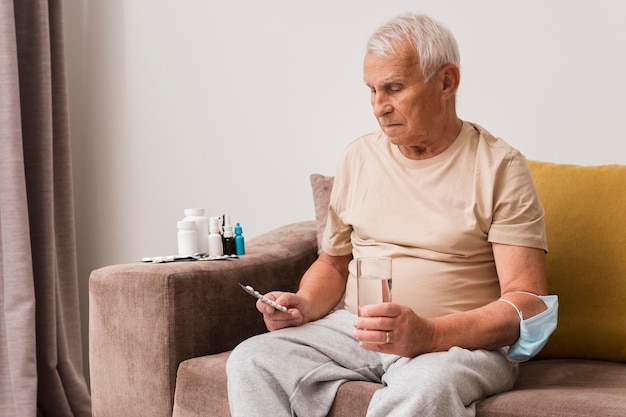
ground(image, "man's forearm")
xmin=428 ymin=293 xmax=547 ymax=353
xmin=297 ymin=253 xmax=351 ymax=322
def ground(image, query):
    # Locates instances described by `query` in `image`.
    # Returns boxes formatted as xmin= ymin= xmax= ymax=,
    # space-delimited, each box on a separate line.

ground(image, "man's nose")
xmin=372 ymin=93 xmax=392 ymax=117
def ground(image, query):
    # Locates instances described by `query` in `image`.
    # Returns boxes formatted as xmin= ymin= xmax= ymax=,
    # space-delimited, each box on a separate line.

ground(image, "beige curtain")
xmin=0 ymin=0 xmax=91 ymax=416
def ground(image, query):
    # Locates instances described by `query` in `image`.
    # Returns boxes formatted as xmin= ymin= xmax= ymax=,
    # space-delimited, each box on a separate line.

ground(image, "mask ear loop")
xmin=498 ymin=298 xmax=524 ymax=321
xmin=499 ymin=291 xmax=545 ymax=320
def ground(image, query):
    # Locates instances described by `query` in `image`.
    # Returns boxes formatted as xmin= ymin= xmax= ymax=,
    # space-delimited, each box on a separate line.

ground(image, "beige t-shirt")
xmin=322 ymin=121 xmax=547 ymax=318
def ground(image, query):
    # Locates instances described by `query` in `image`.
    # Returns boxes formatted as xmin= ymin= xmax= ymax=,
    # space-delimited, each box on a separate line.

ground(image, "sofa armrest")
xmin=89 ymin=220 xmax=318 ymax=417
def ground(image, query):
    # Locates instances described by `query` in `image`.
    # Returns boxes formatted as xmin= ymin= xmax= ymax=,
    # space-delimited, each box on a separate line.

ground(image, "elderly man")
xmin=227 ymin=12 xmax=555 ymax=417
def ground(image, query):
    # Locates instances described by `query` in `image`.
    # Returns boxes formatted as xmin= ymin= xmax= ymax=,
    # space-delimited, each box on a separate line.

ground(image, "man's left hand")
xmin=353 ymin=303 xmax=435 ymax=358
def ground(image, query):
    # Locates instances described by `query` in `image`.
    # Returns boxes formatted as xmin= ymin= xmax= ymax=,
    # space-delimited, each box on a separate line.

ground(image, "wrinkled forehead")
xmin=363 ymin=47 xmax=422 ymax=86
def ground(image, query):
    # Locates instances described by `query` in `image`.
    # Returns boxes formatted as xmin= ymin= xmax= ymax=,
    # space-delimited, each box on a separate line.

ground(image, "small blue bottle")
xmin=234 ymin=223 xmax=245 ymax=255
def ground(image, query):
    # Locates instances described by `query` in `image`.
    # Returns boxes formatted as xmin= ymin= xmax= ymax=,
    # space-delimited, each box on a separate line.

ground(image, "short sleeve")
xmin=320 ymin=147 xmax=354 ymax=256
xmin=488 ymin=151 xmax=548 ymax=252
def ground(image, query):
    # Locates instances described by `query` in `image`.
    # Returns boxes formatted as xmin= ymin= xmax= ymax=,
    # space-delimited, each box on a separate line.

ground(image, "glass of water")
xmin=357 ymin=257 xmax=392 ymax=316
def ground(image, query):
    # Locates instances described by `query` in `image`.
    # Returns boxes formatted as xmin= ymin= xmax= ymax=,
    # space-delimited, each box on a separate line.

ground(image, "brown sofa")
xmin=90 ymin=161 xmax=626 ymax=416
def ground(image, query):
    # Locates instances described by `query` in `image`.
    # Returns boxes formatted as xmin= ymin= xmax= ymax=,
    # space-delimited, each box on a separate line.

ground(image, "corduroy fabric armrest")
xmin=89 ymin=220 xmax=318 ymax=417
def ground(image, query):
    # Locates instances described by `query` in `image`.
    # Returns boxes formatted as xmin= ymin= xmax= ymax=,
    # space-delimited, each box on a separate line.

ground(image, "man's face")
xmin=363 ymin=44 xmax=447 ymax=147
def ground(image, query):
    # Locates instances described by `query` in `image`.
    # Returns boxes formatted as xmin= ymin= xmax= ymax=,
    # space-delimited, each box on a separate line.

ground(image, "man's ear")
xmin=440 ymin=64 xmax=460 ymax=99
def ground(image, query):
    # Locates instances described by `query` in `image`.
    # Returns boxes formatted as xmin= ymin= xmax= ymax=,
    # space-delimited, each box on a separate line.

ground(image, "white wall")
xmin=63 ymin=0 xmax=626 ymax=383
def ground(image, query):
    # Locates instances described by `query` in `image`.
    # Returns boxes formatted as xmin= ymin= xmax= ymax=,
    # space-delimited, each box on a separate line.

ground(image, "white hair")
xmin=366 ymin=13 xmax=460 ymax=81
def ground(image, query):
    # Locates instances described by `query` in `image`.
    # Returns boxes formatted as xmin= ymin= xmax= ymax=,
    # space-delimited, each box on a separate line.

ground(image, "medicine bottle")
xmin=234 ymin=222 xmax=245 ymax=255
xmin=177 ymin=221 xmax=197 ymax=257
xmin=222 ymin=223 xmax=236 ymax=255
xmin=183 ymin=208 xmax=209 ymax=254
xmin=208 ymin=217 xmax=224 ymax=257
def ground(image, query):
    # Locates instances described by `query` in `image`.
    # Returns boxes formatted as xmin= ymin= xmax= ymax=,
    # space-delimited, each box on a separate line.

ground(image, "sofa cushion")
xmin=528 ymin=161 xmax=626 ymax=362
xmin=476 ymin=359 xmax=626 ymax=416
xmin=173 ymin=352 xmax=231 ymax=417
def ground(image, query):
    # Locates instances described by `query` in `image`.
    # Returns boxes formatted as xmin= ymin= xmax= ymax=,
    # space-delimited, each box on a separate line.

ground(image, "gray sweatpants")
xmin=226 ymin=310 xmax=517 ymax=417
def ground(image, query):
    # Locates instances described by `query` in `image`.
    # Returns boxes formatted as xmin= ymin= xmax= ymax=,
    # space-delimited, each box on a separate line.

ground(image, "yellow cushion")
xmin=528 ymin=161 xmax=626 ymax=362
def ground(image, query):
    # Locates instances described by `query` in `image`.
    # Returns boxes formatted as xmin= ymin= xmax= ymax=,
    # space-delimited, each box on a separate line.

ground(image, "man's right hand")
xmin=257 ymin=292 xmax=306 ymax=331
xmin=260 ymin=252 xmax=352 ymax=331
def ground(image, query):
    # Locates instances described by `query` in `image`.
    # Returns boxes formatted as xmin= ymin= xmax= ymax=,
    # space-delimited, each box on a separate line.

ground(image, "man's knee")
xmin=227 ymin=333 xmax=271 ymax=377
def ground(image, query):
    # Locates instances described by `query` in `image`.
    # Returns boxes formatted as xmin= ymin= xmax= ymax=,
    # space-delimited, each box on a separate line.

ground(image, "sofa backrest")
xmin=528 ymin=161 xmax=626 ymax=362
xmin=310 ymin=161 xmax=626 ymax=362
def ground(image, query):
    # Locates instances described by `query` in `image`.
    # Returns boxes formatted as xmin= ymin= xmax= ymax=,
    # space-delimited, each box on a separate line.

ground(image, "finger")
xmin=257 ymin=299 xmax=277 ymax=313
xmin=353 ymin=328 xmax=390 ymax=345
xmin=258 ymin=300 xmax=281 ymax=314
xmin=265 ymin=293 xmax=298 ymax=314
xmin=358 ymin=302 xmax=397 ymax=318
xmin=265 ymin=314 xmax=303 ymax=331
xmin=359 ymin=341 xmax=390 ymax=354
xmin=353 ymin=316 xmax=393 ymax=331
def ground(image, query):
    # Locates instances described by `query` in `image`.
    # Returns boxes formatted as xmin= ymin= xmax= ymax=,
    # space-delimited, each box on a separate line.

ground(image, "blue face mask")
xmin=499 ymin=293 xmax=559 ymax=362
